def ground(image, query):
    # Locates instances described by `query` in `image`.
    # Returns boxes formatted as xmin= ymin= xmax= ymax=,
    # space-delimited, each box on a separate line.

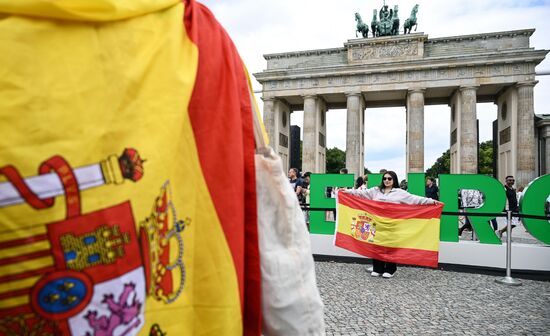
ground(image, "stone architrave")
xmin=516 ymin=81 xmax=537 ymax=187
xmin=406 ymin=89 xmax=425 ymax=173
xmin=459 ymin=86 xmax=478 ymax=174
xmin=345 ymin=92 xmax=365 ymax=177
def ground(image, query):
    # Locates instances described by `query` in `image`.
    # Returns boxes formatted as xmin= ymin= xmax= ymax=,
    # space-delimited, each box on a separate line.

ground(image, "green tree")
xmin=478 ymin=140 xmax=493 ymax=175
xmin=425 ymin=149 xmax=450 ymax=178
xmin=326 ymin=147 xmax=346 ymax=173
xmin=325 ymin=147 xmax=370 ymax=175
xmin=425 ymin=140 xmax=493 ymax=178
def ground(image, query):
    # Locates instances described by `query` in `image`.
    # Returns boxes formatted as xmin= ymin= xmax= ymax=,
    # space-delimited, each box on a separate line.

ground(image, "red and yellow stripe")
xmin=184 ymin=1 xmax=261 ymax=334
xmin=335 ymin=192 xmax=443 ymax=268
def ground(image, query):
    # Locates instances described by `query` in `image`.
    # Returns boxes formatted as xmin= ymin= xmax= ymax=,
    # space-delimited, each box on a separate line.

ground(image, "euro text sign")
xmin=309 ymin=173 xmax=550 ymax=245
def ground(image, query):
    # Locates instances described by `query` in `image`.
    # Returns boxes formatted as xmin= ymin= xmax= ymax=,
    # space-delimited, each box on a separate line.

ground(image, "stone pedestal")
xmin=406 ymin=89 xmax=425 ymax=173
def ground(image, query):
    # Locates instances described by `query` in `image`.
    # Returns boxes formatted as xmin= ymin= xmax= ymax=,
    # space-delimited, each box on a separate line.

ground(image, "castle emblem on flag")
xmin=0 ymin=149 xmax=189 ymax=335
xmin=61 ymin=225 xmax=131 ymax=271
xmin=350 ymin=214 xmax=376 ymax=242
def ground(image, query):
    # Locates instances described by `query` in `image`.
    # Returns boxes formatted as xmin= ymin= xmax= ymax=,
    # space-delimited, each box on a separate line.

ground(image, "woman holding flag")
xmin=340 ymin=171 xmax=442 ymax=278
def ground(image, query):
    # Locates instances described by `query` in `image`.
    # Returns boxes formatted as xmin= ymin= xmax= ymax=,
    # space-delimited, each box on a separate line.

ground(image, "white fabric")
xmin=255 ymin=146 xmax=325 ymax=336
xmin=344 ymin=186 xmax=436 ymax=205
xmin=460 ymin=189 xmax=484 ymax=208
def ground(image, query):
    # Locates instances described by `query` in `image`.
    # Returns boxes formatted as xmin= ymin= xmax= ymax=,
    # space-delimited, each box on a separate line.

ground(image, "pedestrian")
xmin=339 ymin=168 xmax=348 ymax=174
xmin=496 ymin=176 xmax=519 ymax=239
xmin=355 ymin=176 xmax=365 ymax=189
xmin=340 ymin=170 xmax=440 ymax=278
xmin=288 ymin=168 xmax=304 ymax=202
xmin=302 ymin=172 xmax=311 ymax=204
xmin=301 ymin=172 xmax=312 ymax=229
xmin=425 ymin=177 xmax=439 ymax=200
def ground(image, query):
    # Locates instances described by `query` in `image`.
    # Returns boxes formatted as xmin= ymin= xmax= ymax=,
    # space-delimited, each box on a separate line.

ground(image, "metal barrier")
xmin=300 ymin=203 xmax=549 ymax=284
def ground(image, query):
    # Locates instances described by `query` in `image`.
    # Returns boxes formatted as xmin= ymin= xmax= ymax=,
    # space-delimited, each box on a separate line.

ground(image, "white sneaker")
xmin=366 ymin=265 xmax=373 ymax=272
xmin=371 ymin=271 xmax=380 ymax=277
xmin=382 ymin=272 xmax=394 ymax=278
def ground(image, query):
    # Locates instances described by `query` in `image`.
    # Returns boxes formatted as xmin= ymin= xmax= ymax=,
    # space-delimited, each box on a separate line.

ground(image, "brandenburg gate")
xmin=254 ymin=29 xmax=548 ymax=188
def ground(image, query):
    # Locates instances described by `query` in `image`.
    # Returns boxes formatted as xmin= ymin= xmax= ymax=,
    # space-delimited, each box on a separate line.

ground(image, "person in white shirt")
xmin=340 ymin=170 xmax=440 ymax=278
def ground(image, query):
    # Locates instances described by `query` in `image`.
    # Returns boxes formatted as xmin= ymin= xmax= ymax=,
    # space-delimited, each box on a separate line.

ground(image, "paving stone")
xmin=316 ymin=261 xmax=550 ymax=335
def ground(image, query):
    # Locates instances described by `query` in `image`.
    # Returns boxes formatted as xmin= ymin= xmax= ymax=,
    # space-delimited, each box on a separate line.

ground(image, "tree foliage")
xmin=478 ymin=140 xmax=494 ymax=175
xmin=326 ymin=147 xmax=346 ymax=173
xmin=425 ymin=140 xmax=493 ymax=178
xmin=425 ymin=149 xmax=450 ymax=178
xmin=325 ymin=147 xmax=371 ymax=175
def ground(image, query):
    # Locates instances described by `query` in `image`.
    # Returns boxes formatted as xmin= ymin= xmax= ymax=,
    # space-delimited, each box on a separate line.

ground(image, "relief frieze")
xmin=349 ymin=42 xmax=419 ymax=62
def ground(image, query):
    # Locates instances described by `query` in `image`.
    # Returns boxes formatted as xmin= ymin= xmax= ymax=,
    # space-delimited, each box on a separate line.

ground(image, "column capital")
xmin=516 ymin=80 xmax=538 ymax=88
xmin=459 ymin=85 xmax=479 ymax=92
xmin=344 ymin=91 xmax=362 ymax=97
xmin=302 ymin=94 xmax=317 ymax=100
xmin=407 ymin=88 xmax=425 ymax=94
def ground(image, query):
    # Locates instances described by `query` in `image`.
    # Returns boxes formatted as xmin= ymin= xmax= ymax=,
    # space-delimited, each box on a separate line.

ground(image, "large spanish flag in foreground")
xmin=335 ymin=192 xmax=444 ymax=268
xmin=0 ymin=0 xmax=324 ymax=335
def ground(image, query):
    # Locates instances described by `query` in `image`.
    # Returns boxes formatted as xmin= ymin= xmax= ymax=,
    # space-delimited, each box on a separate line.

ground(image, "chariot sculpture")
xmin=354 ymin=2 xmax=418 ymax=38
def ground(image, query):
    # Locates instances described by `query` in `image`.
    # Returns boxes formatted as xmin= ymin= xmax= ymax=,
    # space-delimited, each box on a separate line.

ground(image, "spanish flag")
xmin=335 ymin=192 xmax=444 ymax=268
xmin=0 ymin=0 xmax=271 ymax=335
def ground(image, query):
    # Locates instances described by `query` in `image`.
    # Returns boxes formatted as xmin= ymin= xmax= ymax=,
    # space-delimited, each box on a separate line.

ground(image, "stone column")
xmin=459 ymin=86 xmax=478 ymax=174
xmin=302 ymin=95 xmax=318 ymax=173
xmin=345 ymin=92 xmax=364 ymax=177
xmin=262 ymin=97 xmax=276 ymax=149
xmin=516 ymin=81 xmax=537 ymax=187
xmin=406 ymin=89 xmax=425 ymax=173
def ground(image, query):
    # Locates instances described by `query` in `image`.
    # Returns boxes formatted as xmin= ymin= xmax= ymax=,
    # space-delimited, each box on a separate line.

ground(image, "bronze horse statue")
xmin=370 ymin=9 xmax=379 ymax=37
xmin=355 ymin=12 xmax=369 ymax=38
xmin=404 ymin=4 xmax=419 ymax=34
xmin=391 ymin=5 xmax=400 ymax=35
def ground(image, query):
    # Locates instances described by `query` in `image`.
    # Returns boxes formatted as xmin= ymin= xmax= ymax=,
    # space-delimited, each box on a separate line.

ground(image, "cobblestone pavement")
xmin=316 ymin=261 xmax=550 ymax=335
xmin=458 ymin=218 xmax=547 ymax=245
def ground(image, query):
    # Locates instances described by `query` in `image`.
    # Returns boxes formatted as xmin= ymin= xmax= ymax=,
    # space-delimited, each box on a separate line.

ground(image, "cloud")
xmin=202 ymin=0 xmax=550 ymax=173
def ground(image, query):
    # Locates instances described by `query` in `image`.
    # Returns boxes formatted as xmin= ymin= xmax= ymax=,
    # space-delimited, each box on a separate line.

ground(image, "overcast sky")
xmin=201 ymin=0 xmax=550 ymax=179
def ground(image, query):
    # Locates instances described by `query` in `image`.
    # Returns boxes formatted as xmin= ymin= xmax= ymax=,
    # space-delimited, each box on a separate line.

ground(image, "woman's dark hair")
xmin=378 ymin=170 xmax=400 ymax=190
xmin=355 ymin=176 xmax=364 ymax=189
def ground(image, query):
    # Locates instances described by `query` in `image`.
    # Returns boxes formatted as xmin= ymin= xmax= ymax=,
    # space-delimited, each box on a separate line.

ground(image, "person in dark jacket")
xmin=425 ymin=177 xmax=439 ymax=200
xmin=496 ymin=176 xmax=519 ymax=239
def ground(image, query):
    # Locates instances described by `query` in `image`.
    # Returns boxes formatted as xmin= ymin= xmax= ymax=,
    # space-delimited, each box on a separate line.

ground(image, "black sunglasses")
xmin=383 ymin=177 xmax=393 ymax=181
